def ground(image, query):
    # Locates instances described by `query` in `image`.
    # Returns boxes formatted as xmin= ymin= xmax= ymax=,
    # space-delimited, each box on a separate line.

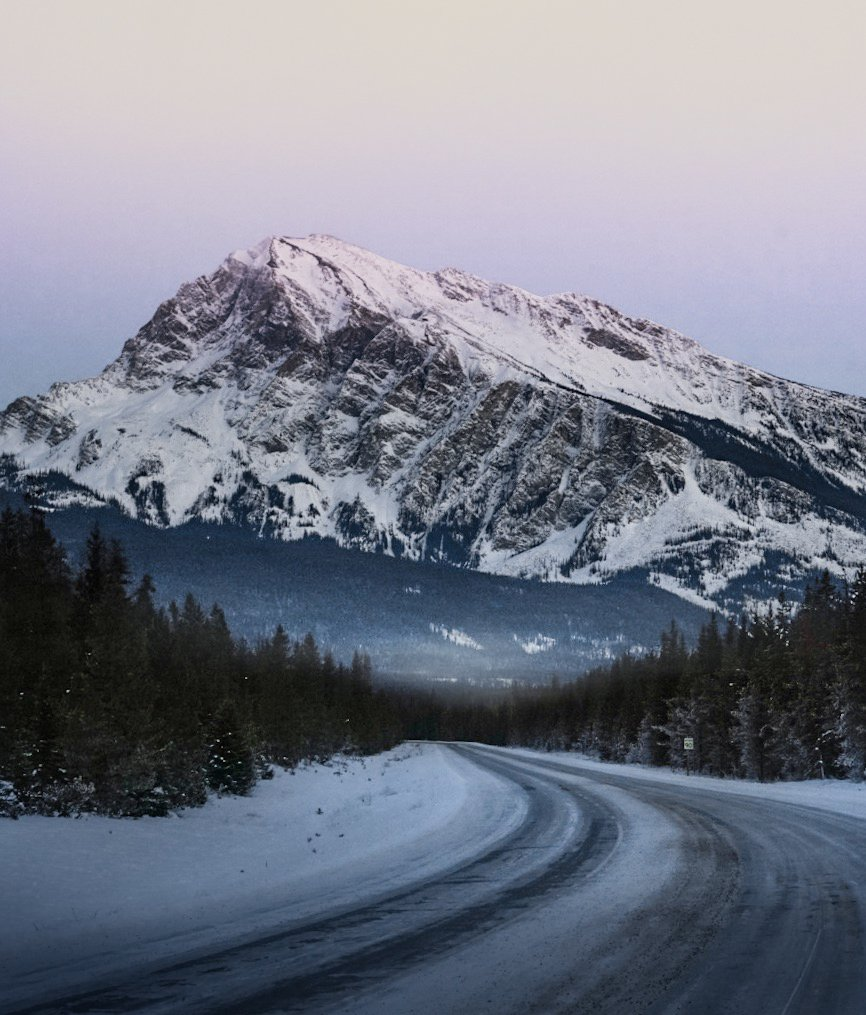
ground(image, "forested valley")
xmin=3 ymin=506 xmax=865 ymax=818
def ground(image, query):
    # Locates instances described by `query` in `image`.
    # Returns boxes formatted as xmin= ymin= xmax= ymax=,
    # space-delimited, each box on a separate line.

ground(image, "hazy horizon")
xmin=2 ymin=0 xmax=864 ymax=405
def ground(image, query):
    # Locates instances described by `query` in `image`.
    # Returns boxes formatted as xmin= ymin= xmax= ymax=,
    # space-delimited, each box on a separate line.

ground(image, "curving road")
xmin=10 ymin=744 xmax=866 ymax=1014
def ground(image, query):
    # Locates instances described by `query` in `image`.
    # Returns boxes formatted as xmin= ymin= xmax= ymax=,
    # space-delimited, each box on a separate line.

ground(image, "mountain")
xmin=3 ymin=234 xmax=866 ymax=620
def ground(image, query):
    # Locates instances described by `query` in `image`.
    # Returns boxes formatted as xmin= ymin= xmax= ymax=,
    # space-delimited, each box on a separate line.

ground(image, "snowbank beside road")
xmin=501 ymin=746 xmax=866 ymax=819
xmin=1 ymin=743 xmax=527 ymax=1010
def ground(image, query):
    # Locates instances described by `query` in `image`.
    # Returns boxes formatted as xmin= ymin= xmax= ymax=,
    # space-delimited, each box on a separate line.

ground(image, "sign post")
xmin=683 ymin=736 xmax=694 ymax=775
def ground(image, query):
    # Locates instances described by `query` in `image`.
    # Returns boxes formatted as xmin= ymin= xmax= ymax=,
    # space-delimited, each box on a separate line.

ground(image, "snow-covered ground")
xmin=503 ymin=746 xmax=866 ymax=819
xmin=4 ymin=741 xmax=864 ymax=1012
xmin=0 ymin=743 xmax=526 ymax=1008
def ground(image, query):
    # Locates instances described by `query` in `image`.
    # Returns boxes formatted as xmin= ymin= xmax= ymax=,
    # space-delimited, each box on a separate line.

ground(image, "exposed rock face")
xmin=3 ymin=234 xmax=866 ymax=609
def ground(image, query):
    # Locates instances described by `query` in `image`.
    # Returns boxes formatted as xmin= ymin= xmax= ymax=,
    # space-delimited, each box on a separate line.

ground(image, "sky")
xmin=1 ymin=0 xmax=864 ymax=406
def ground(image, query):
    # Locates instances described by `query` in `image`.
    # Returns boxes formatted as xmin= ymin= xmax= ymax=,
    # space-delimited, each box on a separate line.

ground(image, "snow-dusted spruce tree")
xmin=783 ymin=572 xmax=844 ymax=779
xmin=732 ymin=691 xmax=783 ymax=782
xmin=834 ymin=570 xmax=866 ymax=780
xmin=624 ymin=715 xmax=662 ymax=765
xmin=731 ymin=606 xmax=789 ymax=780
xmin=207 ymin=700 xmax=257 ymax=796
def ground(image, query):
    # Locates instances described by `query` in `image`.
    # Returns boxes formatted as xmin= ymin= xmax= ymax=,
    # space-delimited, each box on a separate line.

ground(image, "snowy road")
xmin=7 ymin=744 xmax=866 ymax=1014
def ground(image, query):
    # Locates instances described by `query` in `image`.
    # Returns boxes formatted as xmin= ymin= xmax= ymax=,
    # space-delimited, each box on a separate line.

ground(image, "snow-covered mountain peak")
xmin=193 ymin=234 xmax=710 ymax=400
xmin=238 ymin=237 xmax=760 ymax=413
xmin=4 ymin=235 xmax=866 ymax=612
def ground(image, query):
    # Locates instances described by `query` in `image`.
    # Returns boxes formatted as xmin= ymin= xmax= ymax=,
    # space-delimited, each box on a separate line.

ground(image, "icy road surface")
xmin=4 ymin=743 xmax=866 ymax=1014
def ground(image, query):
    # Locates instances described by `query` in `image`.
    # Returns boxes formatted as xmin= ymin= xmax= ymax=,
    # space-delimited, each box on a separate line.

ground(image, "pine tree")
xmin=207 ymin=700 xmax=256 ymax=795
xmin=835 ymin=569 xmax=866 ymax=779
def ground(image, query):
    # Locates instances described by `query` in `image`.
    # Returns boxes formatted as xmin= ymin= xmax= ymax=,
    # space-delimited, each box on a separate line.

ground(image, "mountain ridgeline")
xmin=3 ymin=233 xmax=866 ymax=629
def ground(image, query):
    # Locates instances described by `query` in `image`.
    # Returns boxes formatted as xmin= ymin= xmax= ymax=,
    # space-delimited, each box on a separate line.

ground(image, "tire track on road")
xmin=12 ymin=748 xmax=618 ymax=1015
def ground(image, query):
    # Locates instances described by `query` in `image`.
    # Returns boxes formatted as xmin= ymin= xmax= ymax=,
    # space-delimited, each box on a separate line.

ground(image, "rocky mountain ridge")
xmin=3 ymin=234 xmax=866 ymax=611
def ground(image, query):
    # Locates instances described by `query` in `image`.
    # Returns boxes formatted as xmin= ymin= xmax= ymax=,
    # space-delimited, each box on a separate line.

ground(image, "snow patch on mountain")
xmin=430 ymin=624 xmax=484 ymax=651
xmin=514 ymin=634 xmax=557 ymax=655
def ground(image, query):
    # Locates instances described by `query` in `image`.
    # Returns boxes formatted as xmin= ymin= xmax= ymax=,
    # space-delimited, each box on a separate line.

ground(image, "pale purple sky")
xmin=2 ymin=0 xmax=864 ymax=406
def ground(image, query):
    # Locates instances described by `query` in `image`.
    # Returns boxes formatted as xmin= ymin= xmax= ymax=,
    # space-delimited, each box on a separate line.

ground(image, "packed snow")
xmin=0 ymin=743 xmax=526 ymax=1009
xmin=503 ymin=747 xmax=866 ymax=820
xmin=3 ymin=740 xmax=865 ymax=1011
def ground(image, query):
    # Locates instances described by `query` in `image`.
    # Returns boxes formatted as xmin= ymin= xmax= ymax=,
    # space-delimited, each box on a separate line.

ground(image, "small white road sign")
xmin=683 ymin=737 xmax=695 ymax=750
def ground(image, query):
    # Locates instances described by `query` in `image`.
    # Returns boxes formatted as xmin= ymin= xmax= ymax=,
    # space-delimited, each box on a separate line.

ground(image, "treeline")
xmin=400 ymin=574 xmax=866 ymax=782
xmin=0 ymin=508 xmax=401 ymax=817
